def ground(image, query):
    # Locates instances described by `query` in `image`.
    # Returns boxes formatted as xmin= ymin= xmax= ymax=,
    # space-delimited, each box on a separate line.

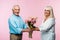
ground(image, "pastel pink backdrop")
xmin=0 ymin=0 xmax=59 ymax=40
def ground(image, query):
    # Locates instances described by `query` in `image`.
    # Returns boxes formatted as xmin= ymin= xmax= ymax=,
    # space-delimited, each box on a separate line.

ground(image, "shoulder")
xmin=47 ymin=18 xmax=55 ymax=24
xmin=48 ymin=18 xmax=55 ymax=21
xmin=19 ymin=16 xmax=24 ymax=21
xmin=8 ymin=15 xmax=15 ymax=21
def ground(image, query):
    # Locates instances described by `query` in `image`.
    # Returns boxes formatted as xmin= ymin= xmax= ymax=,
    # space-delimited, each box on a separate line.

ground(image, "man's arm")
xmin=8 ymin=18 xmax=23 ymax=34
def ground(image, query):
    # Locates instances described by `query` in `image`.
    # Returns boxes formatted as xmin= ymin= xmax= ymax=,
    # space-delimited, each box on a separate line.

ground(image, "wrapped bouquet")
xmin=26 ymin=17 xmax=37 ymax=38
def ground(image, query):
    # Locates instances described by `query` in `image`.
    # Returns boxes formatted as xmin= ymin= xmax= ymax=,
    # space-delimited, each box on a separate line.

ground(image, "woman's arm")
xmin=39 ymin=18 xmax=55 ymax=32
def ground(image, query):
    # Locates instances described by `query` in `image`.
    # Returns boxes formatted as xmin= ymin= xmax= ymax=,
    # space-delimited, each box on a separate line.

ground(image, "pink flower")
xmin=25 ymin=17 xmax=37 ymax=25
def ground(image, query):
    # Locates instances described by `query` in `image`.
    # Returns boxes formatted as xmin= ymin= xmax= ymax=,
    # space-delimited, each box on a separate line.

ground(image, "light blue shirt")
xmin=8 ymin=14 xmax=27 ymax=34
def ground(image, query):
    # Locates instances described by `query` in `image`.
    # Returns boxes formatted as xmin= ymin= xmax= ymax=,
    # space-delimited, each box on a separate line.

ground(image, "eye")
xmin=15 ymin=9 xmax=20 ymax=10
xmin=45 ymin=10 xmax=49 ymax=11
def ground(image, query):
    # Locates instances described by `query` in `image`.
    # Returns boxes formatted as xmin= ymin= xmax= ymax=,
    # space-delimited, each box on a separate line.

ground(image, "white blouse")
xmin=39 ymin=18 xmax=55 ymax=40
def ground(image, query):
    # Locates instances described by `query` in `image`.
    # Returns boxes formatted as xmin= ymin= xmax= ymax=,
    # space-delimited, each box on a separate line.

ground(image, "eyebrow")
xmin=45 ymin=10 xmax=50 ymax=11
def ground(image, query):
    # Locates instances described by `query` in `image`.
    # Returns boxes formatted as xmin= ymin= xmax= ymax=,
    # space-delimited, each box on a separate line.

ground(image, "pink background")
xmin=0 ymin=0 xmax=60 ymax=40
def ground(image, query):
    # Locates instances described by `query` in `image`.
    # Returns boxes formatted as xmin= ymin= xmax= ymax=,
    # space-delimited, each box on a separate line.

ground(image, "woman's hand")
xmin=31 ymin=27 xmax=40 ymax=31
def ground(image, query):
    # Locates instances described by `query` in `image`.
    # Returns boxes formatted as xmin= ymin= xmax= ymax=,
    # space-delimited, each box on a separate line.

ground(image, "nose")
xmin=16 ymin=9 xmax=19 ymax=12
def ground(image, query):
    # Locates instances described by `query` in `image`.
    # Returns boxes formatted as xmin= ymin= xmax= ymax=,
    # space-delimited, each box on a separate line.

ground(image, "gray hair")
xmin=12 ymin=5 xmax=20 ymax=10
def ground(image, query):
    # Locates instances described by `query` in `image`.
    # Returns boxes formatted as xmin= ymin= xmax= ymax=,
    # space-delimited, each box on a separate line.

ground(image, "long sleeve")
xmin=8 ymin=18 xmax=22 ymax=34
xmin=39 ymin=18 xmax=55 ymax=32
xmin=23 ymin=23 xmax=28 ymax=29
xmin=20 ymin=18 xmax=28 ymax=29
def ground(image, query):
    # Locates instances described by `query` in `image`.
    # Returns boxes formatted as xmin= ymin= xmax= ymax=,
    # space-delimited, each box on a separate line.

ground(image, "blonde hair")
xmin=44 ymin=6 xmax=54 ymax=18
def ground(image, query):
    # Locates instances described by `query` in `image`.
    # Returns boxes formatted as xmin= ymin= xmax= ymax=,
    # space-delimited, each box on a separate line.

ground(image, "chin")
xmin=16 ymin=14 xmax=19 ymax=16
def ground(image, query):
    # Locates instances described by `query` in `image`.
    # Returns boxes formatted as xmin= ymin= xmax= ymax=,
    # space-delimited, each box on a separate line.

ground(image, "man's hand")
xmin=22 ymin=28 xmax=31 ymax=32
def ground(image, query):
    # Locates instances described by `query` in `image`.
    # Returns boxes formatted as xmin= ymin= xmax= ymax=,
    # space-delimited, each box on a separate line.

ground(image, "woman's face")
xmin=44 ymin=10 xmax=50 ymax=17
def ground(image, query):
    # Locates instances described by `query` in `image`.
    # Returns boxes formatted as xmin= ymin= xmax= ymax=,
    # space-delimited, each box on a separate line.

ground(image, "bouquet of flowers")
xmin=26 ymin=17 xmax=37 ymax=38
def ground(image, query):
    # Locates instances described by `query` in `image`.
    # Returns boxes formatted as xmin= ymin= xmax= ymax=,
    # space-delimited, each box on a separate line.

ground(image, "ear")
xmin=12 ymin=9 xmax=13 ymax=11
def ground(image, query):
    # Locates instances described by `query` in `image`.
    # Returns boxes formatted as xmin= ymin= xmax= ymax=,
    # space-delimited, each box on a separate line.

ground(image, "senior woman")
xmin=33 ymin=6 xmax=55 ymax=40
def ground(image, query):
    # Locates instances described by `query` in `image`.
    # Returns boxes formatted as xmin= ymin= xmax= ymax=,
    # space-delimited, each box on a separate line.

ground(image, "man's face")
xmin=13 ymin=6 xmax=20 ymax=16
